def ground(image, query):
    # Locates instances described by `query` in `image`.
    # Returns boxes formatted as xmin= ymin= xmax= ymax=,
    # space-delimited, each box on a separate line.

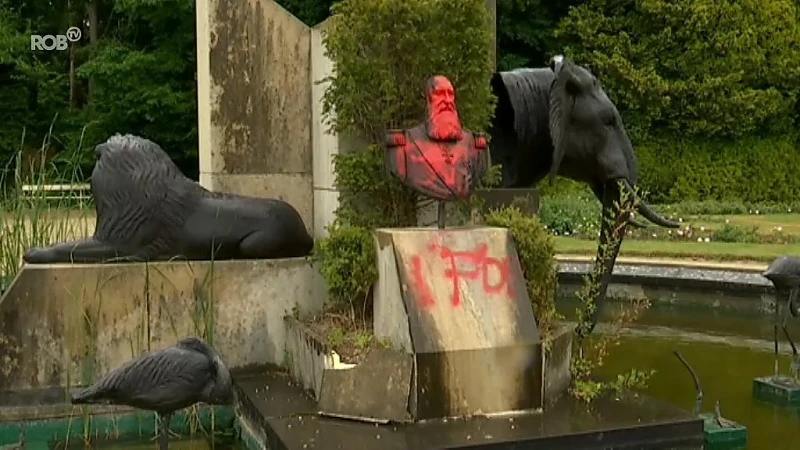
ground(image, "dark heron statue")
xmin=673 ymin=350 xmax=738 ymax=428
xmin=762 ymin=255 xmax=800 ymax=380
xmin=70 ymin=337 xmax=233 ymax=450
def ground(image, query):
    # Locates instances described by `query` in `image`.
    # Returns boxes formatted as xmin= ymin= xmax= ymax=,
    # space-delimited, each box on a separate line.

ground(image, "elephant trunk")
xmin=577 ymin=179 xmax=628 ymax=338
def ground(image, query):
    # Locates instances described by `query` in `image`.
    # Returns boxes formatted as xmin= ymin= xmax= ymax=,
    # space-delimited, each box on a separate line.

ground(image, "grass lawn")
xmin=553 ymin=236 xmax=800 ymax=262
xmin=672 ymin=212 xmax=800 ymax=233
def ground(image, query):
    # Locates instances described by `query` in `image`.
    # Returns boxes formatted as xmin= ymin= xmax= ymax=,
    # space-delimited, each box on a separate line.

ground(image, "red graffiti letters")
xmin=408 ymin=241 xmax=513 ymax=309
xmin=410 ymin=255 xmax=435 ymax=308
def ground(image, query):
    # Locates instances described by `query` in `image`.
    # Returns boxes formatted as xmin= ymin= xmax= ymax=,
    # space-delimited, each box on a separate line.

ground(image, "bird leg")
xmin=713 ymin=400 xmax=737 ymax=428
xmin=774 ymin=289 xmax=783 ymax=377
xmin=152 ymin=412 xmax=179 ymax=449
xmin=150 ymin=429 xmax=181 ymax=442
xmin=781 ymin=288 xmax=799 ymax=380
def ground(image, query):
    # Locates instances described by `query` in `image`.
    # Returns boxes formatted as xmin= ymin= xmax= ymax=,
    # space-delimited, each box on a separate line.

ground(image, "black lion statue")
xmin=23 ymin=134 xmax=314 ymax=264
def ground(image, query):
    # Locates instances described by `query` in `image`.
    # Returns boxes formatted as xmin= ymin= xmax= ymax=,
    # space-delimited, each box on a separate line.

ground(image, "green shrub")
xmin=710 ymin=224 xmax=759 ymax=244
xmin=484 ymin=206 xmax=558 ymax=336
xmin=538 ymin=190 xmax=600 ymax=236
xmin=655 ymin=199 xmax=800 ymax=216
xmin=312 ymin=224 xmax=377 ymax=314
xmin=322 ymin=0 xmax=496 ymax=143
xmin=331 ymin=145 xmax=418 ymax=229
xmin=637 ymin=134 xmax=800 ymax=204
xmin=314 ymin=0 xmax=497 ymax=314
xmin=536 ymin=178 xmax=587 ymax=197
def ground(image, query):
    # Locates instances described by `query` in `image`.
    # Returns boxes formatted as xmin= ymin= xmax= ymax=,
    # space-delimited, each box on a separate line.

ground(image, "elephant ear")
xmin=488 ymin=68 xmax=555 ymax=186
xmin=547 ymin=57 xmax=579 ymax=186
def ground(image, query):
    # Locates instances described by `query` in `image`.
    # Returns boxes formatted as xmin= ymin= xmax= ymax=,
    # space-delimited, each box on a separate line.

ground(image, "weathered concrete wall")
xmin=557 ymin=261 xmax=774 ymax=314
xmin=197 ymin=0 xmax=313 ymax=231
xmin=0 ymin=260 xmax=324 ymax=391
xmin=196 ymin=0 xmax=497 ymax=238
xmin=311 ymin=18 xmax=344 ymax=238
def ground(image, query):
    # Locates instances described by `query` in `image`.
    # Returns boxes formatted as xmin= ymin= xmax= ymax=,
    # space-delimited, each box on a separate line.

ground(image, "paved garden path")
xmin=554 ymin=254 xmax=767 ymax=272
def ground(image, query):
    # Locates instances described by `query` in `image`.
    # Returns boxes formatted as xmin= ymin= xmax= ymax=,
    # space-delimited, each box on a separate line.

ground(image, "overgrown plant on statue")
xmin=482 ymin=207 xmax=559 ymax=340
xmin=569 ymin=189 xmax=655 ymax=402
xmin=489 ymin=55 xmax=680 ymax=339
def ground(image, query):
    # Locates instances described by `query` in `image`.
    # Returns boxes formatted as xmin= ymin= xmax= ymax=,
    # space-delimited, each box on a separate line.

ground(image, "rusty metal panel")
xmin=390 ymin=227 xmax=540 ymax=354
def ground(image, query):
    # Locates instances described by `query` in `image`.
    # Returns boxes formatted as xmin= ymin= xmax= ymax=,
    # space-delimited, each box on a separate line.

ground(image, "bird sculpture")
xmin=762 ymin=255 xmax=800 ymax=380
xmin=673 ymin=350 xmax=739 ymax=428
xmin=70 ymin=336 xmax=233 ymax=450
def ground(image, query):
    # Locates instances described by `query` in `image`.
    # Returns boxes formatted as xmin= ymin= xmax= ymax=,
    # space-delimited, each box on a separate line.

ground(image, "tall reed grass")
xmin=0 ymin=127 xmax=95 ymax=290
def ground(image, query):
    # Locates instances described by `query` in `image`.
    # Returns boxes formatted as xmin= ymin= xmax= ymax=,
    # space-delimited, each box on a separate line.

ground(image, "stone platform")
xmin=373 ymin=227 xmax=546 ymax=418
xmin=283 ymin=227 xmax=572 ymax=424
xmin=700 ymin=412 xmax=747 ymax=450
xmin=752 ymin=375 xmax=800 ymax=407
xmin=233 ymin=367 xmax=705 ymax=450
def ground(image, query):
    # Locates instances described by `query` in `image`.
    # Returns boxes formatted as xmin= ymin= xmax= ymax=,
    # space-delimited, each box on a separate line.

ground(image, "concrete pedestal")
xmin=373 ymin=227 xmax=547 ymax=419
xmin=700 ymin=413 xmax=747 ymax=450
xmin=752 ymin=375 xmax=800 ymax=407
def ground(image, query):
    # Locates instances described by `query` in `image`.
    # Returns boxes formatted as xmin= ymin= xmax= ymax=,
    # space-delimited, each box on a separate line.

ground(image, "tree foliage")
xmin=556 ymin=0 xmax=800 ymax=137
xmin=276 ymin=0 xmax=334 ymax=26
xmin=2 ymin=0 xmax=800 ymax=203
xmin=322 ymin=0 xmax=496 ymax=144
xmin=495 ymin=0 xmax=583 ymax=70
xmin=0 ymin=0 xmax=197 ymax=178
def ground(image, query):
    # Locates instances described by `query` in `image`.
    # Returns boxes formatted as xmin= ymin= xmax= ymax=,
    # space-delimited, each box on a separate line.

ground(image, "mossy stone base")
xmin=700 ymin=413 xmax=747 ymax=450
xmin=752 ymin=375 xmax=800 ymax=407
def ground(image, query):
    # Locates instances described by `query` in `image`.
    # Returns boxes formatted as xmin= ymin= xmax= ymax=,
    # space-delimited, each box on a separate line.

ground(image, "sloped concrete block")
xmin=373 ymin=227 xmax=546 ymax=419
xmin=375 ymin=227 xmax=540 ymax=353
xmin=0 ymin=264 xmax=148 ymax=390
xmin=0 ymin=258 xmax=324 ymax=391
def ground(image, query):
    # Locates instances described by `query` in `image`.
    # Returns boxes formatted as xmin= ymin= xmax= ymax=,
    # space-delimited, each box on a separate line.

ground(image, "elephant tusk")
xmin=628 ymin=217 xmax=649 ymax=228
xmin=621 ymin=179 xmax=680 ymax=228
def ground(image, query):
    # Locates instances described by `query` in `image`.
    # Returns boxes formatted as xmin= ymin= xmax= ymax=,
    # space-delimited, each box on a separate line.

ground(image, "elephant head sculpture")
xmin=488 ymin=55 xmax=680 ymax=338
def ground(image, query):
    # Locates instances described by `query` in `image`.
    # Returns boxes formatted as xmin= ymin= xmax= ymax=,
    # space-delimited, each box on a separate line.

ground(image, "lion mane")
xmin=90 ymin=134 xmax=204 ymax=258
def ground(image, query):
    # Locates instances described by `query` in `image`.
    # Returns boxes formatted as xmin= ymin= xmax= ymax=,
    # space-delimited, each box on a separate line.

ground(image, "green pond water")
xmin=562 ymin=299 xmax=800 ymax=450
xmin=91 ymin=436 xmax=241 ymax=450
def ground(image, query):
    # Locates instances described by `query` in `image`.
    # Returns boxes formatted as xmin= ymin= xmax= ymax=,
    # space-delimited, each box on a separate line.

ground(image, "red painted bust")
xmin=385 ymin=75 xmax=489 ymax=201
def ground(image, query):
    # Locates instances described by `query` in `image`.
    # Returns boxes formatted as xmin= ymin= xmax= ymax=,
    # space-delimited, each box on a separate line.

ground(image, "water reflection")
xmin=89 ymin=436 xmax=240 ymax=450
xmin=560 ymin=297 xmax=800 ymax=450
xmin=599 ymin=338 xmax=800 ymax=450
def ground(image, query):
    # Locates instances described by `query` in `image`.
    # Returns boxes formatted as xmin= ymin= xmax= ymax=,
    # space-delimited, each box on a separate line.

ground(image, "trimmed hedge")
xmin=637 ymin=134 xmax=800 ymax=204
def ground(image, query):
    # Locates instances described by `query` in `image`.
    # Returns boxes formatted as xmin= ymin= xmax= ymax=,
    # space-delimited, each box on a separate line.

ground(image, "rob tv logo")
xmin=30 ymin=27 xmax=81 ymax=51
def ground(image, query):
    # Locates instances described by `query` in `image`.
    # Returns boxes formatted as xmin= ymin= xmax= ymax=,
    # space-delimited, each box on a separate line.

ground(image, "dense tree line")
xmin=1 ymin=0 xmax=799 ymax=201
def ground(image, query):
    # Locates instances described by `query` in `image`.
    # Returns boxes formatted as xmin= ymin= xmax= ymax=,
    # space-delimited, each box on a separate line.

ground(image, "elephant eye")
xmin=604 ymin=115 xmax=616 ymax=126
